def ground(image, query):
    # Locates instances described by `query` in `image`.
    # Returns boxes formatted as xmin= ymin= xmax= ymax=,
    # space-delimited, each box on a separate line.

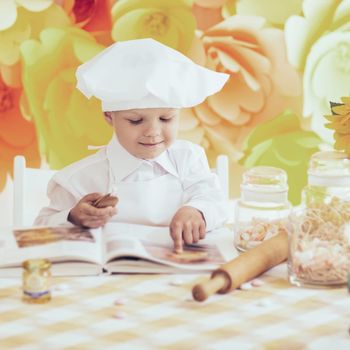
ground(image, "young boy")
xmin=35 ymin=38 xmax=229 ymax=252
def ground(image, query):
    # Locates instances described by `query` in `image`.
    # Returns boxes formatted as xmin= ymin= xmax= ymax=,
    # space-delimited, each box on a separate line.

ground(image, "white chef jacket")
xmin=34 ymin=135 xmax=229 ymax=230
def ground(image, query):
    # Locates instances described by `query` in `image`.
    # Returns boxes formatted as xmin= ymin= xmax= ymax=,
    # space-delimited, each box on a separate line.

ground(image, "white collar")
xmin=106 ymin=135 xmax=179 ymax=181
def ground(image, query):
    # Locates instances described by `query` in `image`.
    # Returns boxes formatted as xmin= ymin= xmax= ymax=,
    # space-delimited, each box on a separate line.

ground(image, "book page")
xmin=103 ymin=223 xmax=235 ymax=272
xmin=0 ymin=226 xmax=104 ymax=268
xmin=103 ymin=223 xmax=169 ymax=262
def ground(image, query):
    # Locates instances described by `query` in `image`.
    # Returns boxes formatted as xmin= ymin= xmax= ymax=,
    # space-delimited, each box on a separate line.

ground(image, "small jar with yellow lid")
xmin=22 ymin=259 xmax=51 ymax=303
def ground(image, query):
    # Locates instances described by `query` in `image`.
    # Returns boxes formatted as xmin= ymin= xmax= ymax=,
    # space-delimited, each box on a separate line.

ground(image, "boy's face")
xmin=104 ymin=108 xmax=179 ymax=159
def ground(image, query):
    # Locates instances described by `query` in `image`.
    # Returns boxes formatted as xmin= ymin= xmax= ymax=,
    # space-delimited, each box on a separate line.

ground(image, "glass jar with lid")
xmin=22 ymin=258 xmax=51 ymax=303
xmin=288 ymin=151 xmax=350 ymax=287
xmin=234 ymin=166 xmax=291 ymax=251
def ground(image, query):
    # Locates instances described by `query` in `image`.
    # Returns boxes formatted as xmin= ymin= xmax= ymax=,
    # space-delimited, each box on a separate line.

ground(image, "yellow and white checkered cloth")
xmin=0 ymin=264 xmax=349 ymax=350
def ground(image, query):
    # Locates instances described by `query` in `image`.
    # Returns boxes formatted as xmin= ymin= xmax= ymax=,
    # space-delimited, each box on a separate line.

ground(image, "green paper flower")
xmin=240 ymin=110 xmax=322 ymax=205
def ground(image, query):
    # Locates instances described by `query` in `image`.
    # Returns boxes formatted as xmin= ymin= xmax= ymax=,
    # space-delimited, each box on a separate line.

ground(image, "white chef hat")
xmin=76 ymin=38 xmax=229 ymax=111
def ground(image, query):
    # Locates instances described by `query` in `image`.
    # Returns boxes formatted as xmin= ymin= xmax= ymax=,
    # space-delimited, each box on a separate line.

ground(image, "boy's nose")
xmin=144 ymin=123 xmax=161 ymax=137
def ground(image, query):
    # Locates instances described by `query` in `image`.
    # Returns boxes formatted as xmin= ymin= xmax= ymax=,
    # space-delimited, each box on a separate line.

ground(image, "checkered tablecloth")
xmin=0 ymin=264 xmax=349 ymax=350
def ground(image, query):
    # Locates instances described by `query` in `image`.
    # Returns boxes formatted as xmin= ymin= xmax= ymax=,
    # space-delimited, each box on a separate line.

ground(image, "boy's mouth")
xmin=139 ymin=141 xmax=164 ymax=147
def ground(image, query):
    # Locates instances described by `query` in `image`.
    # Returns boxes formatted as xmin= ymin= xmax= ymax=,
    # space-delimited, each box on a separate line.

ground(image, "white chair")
xmin=215 ymin=154 xmax=229 ymax=200
xmin=13 ymin=155 xmax=56 ymax=227
xmin=12 ymin=154 xmax=230 ymax=227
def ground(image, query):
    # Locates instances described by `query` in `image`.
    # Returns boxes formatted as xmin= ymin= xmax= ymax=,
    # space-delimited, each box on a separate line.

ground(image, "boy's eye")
xmin=160 ymin=116 xmax=173 ymax=122
xmin=128 ymin=119 xmax=143 ymax=125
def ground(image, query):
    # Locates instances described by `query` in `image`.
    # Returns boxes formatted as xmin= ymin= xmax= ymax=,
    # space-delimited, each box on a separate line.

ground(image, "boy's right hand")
xmin=68 ymin=193 xmax=117 ymax=228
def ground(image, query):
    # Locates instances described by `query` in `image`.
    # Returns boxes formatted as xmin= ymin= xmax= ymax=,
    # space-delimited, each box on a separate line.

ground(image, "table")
xmin=0 ymin=264 xmax=349 ymax=350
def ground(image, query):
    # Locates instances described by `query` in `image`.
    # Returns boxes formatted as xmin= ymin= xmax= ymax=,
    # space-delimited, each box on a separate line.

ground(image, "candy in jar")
xmin=288 ymin=151 xmax=350 ymax=287
xmin=234 ymin=166 xmax=291 ymax=251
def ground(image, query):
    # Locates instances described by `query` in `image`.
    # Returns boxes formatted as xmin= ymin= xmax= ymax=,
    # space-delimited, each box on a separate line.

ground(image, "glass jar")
xmin=288 ymin=151 xmax=350 ymax=287
xmin=234 ymin=166 xmax=291 ymax=251
xmin=22 ymin=259 xmax=51 ymax=303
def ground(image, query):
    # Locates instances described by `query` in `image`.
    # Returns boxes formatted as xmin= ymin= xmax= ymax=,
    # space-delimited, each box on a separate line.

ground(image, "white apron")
xmin=109 ymin=173 xmax=184 ymax=226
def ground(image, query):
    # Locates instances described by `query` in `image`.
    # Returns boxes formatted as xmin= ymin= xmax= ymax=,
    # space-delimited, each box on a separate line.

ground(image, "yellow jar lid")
xmin=22 ymin=259 xmax=51 ymax=270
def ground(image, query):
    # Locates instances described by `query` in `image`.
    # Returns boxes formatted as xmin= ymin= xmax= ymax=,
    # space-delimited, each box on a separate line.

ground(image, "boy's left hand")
xmin=170 ymin=206 xmax=206 ymax=253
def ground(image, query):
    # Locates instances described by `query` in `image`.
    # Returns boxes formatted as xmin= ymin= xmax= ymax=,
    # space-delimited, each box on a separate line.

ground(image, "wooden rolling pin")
xmin=192 ymin=231 xmax=288 ymax=302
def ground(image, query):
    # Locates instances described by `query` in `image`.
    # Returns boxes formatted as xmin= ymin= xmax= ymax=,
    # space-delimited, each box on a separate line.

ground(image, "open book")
xmin=0 ymin=222 xmax=236 ymax=277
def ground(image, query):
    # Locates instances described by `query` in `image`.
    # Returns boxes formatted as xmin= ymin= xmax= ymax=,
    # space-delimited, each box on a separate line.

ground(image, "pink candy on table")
xmin=114 ymin=297 xmax=128 ymax=305
xmin=251 ymin=278 xmax=264 ymax=287
xmin=113 ymin=311 xmax=126 ymax=319
xmin=239 ymin=278 xmax=265 ymax=290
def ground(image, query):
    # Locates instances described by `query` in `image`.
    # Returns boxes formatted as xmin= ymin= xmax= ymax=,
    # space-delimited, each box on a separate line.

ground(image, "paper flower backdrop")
xmin=0 ymin=0 xmax=348 ymax=203
xmin=0 ymin=74 xmax=40 ymax=190
xmin=285 ymin=0 xmax=350 ymax=143
xmin=111 ymin=0 xmax=196 ymax=53
xmin=20 ymin=27 xmax=112 ymax=169
xmin=240 ymin=110 xmax=322 ymax=205
xmin=179 ymin=15 xmax=302 ymax=165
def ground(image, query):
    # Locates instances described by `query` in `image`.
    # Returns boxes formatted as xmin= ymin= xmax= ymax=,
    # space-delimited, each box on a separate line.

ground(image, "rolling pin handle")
xmin=192 ymin=272 xmax=229 ymax=302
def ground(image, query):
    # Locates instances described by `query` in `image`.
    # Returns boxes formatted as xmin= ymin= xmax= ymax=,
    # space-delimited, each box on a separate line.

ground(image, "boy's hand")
xmin=68 ymin=193 xmax=117 ymax=228
xmin=170 ymin=206 xmax=206 ymax=253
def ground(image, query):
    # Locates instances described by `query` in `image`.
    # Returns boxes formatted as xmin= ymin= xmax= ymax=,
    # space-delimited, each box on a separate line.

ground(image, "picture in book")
xmin=107 ymin=239 xmax=225 ymax=265
xmin=13 ymin=227 xmax=95 ymax=248
xmin=143 ymin=241 xmax=225 ymax=264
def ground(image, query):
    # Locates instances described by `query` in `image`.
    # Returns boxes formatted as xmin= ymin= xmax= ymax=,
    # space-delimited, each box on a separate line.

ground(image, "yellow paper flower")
xmin=330 ymin=97 xmax=350 ymax=117
xmin=236 ymin=0 xmax=302 ymax=27
xmin=0 ymin=75 xmax=40 ymax=191
xmin=194 ymin=0 xmax=226 ymax=7
xmin=0 ymin=3 xmax=70 ymax=66
xmin=325 ymin=96 xmax=350 ymax=155
xmin=0 ymin=0 xmax=53 ymax=31
xmin=20 ymin=27 xmax=112 ymax=169
xmin=285 ymin=0 xmax=350 ymax=143
xmin=179 ymin=15 xmax=302 ymax=167
xmin=222 ymin=0 xmax=236 ymax=18
xmin=111 ymin=0 xmax=196 ymax=53
xmin=240 ymin=110 xmax=322 ymax=205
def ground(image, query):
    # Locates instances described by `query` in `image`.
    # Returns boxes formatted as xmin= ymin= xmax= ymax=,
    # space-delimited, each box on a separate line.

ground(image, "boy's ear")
xmin=104 ymin=112 xmax=113 ymax=125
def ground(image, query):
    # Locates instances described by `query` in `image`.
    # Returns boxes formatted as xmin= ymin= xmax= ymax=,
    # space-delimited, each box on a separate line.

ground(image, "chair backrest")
xmin=214 ymin=154 xmax=229 ymax=200
xmin=13 ymin=155 xmax=56 ymax=227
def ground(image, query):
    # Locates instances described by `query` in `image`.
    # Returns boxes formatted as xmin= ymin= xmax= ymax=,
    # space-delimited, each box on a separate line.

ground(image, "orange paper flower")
xmin=180 ymin=15 xmax=302 ymax=166
xmin=0 ymin=76 xmax=40 ymax=191
xmin=192 ymin=1 xmax=224 ymax=31
xmin=59 ymin=0 xmax=113 ymax=32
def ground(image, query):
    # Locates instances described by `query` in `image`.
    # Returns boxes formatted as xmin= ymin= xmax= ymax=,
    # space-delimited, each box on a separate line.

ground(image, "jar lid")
xmin=240 ymin=166 xmax=289 ymax=203
xmin=308 ymin=151 xmax=350 ymax=186
xmin=241 ymin=166 xmax=288 ymax=192
xmin=22 ymin=259 xmax=51 ymax=270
